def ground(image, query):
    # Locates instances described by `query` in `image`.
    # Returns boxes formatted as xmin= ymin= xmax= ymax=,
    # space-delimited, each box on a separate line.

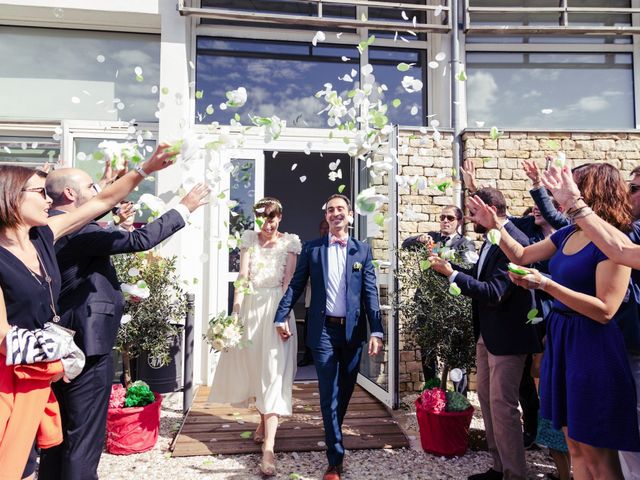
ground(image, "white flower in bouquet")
xmin=212 ymin=338 xmax=225 ymax=352
xmin=212 ymin=322 xmax=223 ymax=335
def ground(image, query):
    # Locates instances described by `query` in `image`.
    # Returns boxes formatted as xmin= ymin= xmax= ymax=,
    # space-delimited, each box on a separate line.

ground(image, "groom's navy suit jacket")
xmin=452 ymin=222 xmax=542 ymax=356
xmin=275 ymin=235 xmax=384 ymax=348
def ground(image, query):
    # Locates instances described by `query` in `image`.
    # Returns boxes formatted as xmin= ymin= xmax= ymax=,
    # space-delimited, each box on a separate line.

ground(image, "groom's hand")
xmin=276 ymin=323 xmax=291 ymax=341
xmin=368 ymin=336 xmax=383 ymax=357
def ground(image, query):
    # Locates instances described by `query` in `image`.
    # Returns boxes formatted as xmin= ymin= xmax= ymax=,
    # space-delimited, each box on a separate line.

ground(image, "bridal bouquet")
xmin=204 ymin=311 xmax=245 ymax=352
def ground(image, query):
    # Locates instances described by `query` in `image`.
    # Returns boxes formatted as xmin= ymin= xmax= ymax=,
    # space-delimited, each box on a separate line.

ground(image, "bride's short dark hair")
xmin=253 ymin=197 xmax=282 ymax=219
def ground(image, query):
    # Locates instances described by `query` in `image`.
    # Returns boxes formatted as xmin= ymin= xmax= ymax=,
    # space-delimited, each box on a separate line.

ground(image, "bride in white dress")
xmin=208 ymin=197 xmax=300 ymax=476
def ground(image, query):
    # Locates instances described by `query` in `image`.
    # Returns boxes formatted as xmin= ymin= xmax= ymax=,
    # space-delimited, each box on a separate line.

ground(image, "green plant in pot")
xmin=397 ymin=245 xmax=476 ymax=391
xmin=112 ymin=251 xmax=187 ymax=387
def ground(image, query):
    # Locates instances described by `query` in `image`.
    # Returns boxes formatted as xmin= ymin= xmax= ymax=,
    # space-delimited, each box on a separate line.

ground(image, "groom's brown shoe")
xmin=323 ymin=464 xmax=343 ymax=480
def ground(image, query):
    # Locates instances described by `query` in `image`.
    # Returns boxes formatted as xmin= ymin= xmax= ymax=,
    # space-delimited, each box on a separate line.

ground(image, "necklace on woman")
xmin=29 ymin=248 xmax=61 ymax=323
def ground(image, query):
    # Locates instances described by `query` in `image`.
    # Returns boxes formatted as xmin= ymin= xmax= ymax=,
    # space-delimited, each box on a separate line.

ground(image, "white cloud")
xmin=467 ymin=71 xmax=498 ymax=116
xmin=575 ymin=95 xmax=609 ymax=112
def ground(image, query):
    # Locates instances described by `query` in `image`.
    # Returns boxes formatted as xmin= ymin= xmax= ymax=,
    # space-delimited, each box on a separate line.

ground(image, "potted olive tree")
xmin=397 ymin=246 xmax=476 ymax=457
xmin=112 ymin=251 xmax=188 ymax=390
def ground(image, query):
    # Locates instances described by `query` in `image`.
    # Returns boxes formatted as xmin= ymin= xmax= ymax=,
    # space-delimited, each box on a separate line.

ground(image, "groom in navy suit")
xmin=274 ymin=194 xmax=384 ymax=480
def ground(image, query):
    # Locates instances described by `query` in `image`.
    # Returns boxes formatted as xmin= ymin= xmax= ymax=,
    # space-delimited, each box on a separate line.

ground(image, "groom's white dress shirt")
xmin=326 ymin=240 xmax=347 ymax=317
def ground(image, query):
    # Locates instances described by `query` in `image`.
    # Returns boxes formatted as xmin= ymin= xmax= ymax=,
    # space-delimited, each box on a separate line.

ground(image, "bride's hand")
xmin=276 ymin=323 xmax=291 ymax=341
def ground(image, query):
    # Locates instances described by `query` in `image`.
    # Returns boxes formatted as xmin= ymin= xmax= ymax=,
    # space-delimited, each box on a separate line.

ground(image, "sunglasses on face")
xmin=440 ymin=214 xmax=457 ymax=222
xmin=631 ymin=184 xmax=640 ymax=194
xmin=21 ymin=187 xmax=48 ymax=199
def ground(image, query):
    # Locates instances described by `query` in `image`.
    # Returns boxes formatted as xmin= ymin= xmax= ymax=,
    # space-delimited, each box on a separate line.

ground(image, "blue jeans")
xmin=311 ymin=322 xmax=364 ymax=466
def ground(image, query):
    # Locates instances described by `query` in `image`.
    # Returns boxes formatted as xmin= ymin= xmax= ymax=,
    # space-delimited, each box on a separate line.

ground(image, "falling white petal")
xmin=299 ymin=176 xmax=307 ymax=183
xmin=312 ymin=31 xmax=326 ymax=46
xmin=435 ymin=52 xmax=447 ymax=62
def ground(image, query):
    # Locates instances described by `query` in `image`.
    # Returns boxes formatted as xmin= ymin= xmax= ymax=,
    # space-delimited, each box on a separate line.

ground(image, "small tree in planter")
xmin=397 ymin=245 xmax=476 ymax=390
xmin=397 ymin=245 xmax=478 ymax=456
xmin=112 ymin=251 xmax=188 ymax=387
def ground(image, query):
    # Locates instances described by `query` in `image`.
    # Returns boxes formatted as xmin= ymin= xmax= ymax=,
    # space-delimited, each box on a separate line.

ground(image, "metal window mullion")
xmin=633 ymin=0 xmax=640 ymax=129
xmin=465 ymin=43 xmax=632 ymax=53
xmin=562 ymin=0 xmax=568 ymax=27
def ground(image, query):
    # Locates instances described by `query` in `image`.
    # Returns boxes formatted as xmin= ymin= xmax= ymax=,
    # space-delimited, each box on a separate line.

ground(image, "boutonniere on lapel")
xmin=352 ymin=262 xmax=363 ymax=271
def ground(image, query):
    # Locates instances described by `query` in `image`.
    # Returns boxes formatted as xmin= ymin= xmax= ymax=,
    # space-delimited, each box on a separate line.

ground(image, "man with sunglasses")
xmin=402 ymin=205 xmax=475 ymax=390
xmin=39 ymin=167 xmax=210 ymax=480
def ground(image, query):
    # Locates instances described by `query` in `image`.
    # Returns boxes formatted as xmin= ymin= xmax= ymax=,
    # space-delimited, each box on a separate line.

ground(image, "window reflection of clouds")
xmin=467 ymin=52 xmax=634 ymax=129
xmin=196 ymin=39 xmax=426 ymax=127
xmin=196 ymin=39 xmax=360 ymax=127
xmin=0 ymin=27 xmax=160 ymax=122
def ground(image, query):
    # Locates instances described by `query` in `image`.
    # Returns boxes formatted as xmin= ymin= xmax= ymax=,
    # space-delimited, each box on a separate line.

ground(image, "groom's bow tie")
xmin=330 ymin=236 xmax=348 ymax=248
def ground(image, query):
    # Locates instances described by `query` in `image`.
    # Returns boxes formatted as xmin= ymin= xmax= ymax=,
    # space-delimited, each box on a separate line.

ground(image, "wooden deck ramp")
xmin=171 ymin=382 xmax=409 ymax=457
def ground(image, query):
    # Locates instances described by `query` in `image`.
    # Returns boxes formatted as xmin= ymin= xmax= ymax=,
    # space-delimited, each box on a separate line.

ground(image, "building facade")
xmin=1 ymin=0 xmax=639 ymax=407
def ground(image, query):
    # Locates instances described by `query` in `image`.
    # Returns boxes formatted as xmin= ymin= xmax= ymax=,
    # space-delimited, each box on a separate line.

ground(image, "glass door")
xmin=354 ymin=138 xmax=399 ymax=409
xmin=215 ymin=150 xmax=265 ymax=315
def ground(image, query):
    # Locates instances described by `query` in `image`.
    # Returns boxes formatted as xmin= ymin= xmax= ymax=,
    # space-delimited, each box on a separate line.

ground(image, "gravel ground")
xmin=96 ymin=392 xmax=558 ymax=480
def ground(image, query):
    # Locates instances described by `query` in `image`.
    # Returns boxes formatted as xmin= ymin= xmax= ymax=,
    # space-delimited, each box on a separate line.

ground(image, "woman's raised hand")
xmin=542 ymin=166 xmax=582 ymax=210
xmin=522 ymin=159 xmax=541 ymax=186
xmin=465 ymin=195 xmax=500 ymax=230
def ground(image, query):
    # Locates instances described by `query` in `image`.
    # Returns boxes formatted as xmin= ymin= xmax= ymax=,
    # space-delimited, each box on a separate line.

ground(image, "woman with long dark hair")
xmin=467 ymin=163 xmax=639 ymax=479
xmin=0 ymin=146 xmax=176 ymax=479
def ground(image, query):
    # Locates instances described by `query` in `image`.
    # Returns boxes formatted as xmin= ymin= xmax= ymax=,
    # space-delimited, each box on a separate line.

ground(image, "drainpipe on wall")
xmin=450 ymin=0 xmax=463 ymax=209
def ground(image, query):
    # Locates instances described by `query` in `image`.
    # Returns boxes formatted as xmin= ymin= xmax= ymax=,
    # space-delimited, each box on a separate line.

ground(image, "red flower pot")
xmin=106 ymin=393 xmax=162 ymax=455
xmin=415 ymin=396 xmax=474 ymax=457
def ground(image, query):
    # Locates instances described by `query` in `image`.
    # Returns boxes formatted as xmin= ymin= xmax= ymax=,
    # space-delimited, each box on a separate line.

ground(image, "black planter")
xmin=136 ymin=326 xmax=183 ymax=394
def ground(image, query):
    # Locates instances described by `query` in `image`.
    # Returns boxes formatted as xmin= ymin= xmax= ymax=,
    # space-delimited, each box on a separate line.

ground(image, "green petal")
xmin=527 ymin=308 xmax=539 ymax=320
xmin=397 ymin=62 xmax=411 ymax=72
xmin=373 ymin=212 xmax=385 ymax=227
xmin=161 ymin=87 xmax=169 ymax=95
xmin=239 ymin=431 xmax=252 ymax=439
xmin=392 ymin=99 xmax=401 ymax=108
xmin=419 ymin=260 xmax=431 ymax=271
xmin=487 ymin=228 xmax=501 ymax=245
xmin=338 ymin=184 xmax=346 ymax=193
xmin=195 ymin=90 xmax=204 ymax=99
xmin=455 ymin=70 xmax=467 ymax=81
xmin=490 ymin=126 xmax=502 ymax=141
xmin=448 ymin=282 xmax=462 ymax=296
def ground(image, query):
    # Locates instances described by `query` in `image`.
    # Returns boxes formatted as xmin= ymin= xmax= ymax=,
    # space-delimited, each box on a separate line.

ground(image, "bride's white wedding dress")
xmin=208 ymin=230 xmax=301 ymax=415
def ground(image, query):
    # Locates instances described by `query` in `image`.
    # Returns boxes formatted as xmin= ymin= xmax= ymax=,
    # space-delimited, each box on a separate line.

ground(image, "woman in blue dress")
xmin=467 ymin=163 xmax=639 ymax=479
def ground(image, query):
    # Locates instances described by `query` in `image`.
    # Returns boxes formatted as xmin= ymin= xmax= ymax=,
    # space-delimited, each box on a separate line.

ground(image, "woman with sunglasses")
xmin=467 ymin=163 xmax=639 ymax=479
xmin=0 ymin=145 xmax=176 ymax=480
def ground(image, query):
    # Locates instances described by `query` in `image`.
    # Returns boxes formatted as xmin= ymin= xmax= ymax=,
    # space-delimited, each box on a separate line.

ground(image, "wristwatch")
xmin=134 ymin=164 xmax=149 ymax=178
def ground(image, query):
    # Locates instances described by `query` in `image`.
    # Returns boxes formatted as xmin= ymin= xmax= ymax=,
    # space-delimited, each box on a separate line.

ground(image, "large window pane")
xmin=0 ymin=137 xmax=60 ymax=165
xmin=196 ymin=38 xmax=359 ymax=127
xmin=370 ymin=48 xmax=426 ymax=126
xmin=466 ymin=52 xmax=634 ymax=129
xmin=0 ymin=27 xmax=160 ymax=122
xmin=196 ymin=38 xmax=427 ymax=127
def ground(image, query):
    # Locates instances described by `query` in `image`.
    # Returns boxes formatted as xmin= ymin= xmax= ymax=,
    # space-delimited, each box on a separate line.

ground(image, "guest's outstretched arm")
xmin=542 ymin=166 xmax=640 ymax=269
xmin=466 ymin=195 xmax=557 ymax=265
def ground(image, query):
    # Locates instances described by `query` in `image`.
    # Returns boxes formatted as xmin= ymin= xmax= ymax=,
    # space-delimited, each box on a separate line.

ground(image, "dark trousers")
xmin=519 ymin=354 xmax=539 ymax=436
xmin=311 ymin=323 xmax=364 ymax=467
xmin=39 ymin=353 xmax=113 ymax=480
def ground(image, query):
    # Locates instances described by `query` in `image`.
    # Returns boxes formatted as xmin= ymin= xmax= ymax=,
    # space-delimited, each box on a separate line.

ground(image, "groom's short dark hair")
xmin=326 ymin=194 xmax=351 ymax=210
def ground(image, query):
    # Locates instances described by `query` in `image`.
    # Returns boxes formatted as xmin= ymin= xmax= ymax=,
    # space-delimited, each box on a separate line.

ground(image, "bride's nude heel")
xmin=260 ymin=449 xmax=276 ymax=477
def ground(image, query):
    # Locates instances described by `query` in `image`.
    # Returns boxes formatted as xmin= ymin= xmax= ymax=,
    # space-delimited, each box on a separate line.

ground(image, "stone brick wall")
xmin=395 ymin=129 xmax=640 ymax=393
